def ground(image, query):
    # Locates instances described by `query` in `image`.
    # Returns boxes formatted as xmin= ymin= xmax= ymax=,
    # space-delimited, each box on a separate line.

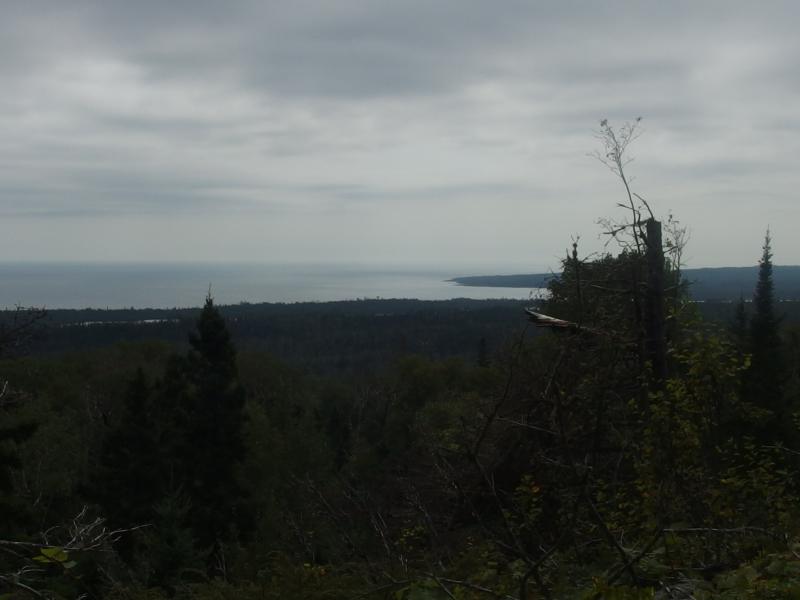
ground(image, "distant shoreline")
xmin=450 ymin=265 xmax=800 ymax=301
xmin=0 ymin=263 xmax=531 ymax=309
xmin=448 ymin=273 xmax=555 ymax=288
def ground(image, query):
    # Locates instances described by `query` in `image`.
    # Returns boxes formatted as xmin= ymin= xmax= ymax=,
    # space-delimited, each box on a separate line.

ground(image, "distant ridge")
xmin=451 ymin=265 xmax=800 ymax=302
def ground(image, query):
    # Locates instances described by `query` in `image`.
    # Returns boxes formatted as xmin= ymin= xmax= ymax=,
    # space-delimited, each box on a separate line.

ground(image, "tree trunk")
xmin=645 ymin=218 xmax=667 ymax=385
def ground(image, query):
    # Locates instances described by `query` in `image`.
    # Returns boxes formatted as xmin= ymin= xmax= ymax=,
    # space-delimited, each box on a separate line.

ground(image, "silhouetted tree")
xmin=179 ymin=295 xmax=250 ymax=552
xmin=747 ymin=230 xmax=786 ymax=435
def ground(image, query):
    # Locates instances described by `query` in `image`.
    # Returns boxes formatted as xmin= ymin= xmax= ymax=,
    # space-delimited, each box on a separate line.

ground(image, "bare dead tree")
xmin=590 ymin=118 xmax=685 ymax=386
xmin=0 ymin=507 xmax=147 ymax=599
xmin=591 ymin=117 xmax=652 ymax=253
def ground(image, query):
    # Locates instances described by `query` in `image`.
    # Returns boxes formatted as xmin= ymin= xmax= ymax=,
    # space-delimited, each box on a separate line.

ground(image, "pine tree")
xmin=747 ymin=230 xmax=786 ymax=434
xmin=179 ymin=295 xmax=249 ymax=550
xmin=752 ymin=231 xmax=779 ymax=346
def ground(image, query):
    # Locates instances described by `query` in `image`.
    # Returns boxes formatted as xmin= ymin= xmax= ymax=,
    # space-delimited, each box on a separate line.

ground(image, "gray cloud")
xmin=1 ymin=1 xmax=799 ymax=267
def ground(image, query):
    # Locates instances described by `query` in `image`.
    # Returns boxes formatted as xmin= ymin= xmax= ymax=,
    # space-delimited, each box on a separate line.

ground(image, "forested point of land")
xmin=452 ymin=264 xmax=800 ymax=301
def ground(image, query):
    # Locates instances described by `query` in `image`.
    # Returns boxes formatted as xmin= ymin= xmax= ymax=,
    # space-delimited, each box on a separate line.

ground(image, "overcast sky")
xmin=1 ymin=1 xmax=798 ymax=271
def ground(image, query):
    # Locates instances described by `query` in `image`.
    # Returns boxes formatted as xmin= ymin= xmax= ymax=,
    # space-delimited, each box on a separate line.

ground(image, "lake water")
xmin=0 ymin=263 xmax=542 ymax=309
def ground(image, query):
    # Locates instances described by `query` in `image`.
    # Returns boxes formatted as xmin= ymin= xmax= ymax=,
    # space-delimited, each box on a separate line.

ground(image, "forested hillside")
xmin=3 ymin=124 xmax=800 ymax=600
xmin=13 ymin=299 xmax=533 ymax=374
xmin=3 ymin=225 xmax=800 ymax=598
xmin=8 ymin=298 xmax=800 ymax=377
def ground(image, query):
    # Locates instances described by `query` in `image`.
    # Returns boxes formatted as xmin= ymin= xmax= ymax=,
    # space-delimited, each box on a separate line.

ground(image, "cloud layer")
xmin=1 ymin=1 xmax=799 ymax=268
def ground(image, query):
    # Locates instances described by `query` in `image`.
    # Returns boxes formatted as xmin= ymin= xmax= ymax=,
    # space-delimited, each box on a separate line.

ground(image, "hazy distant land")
xmin=451 ymin=265 xmax=800 ymax=301
xmin=0 ymin=263 xmax=532 ymax=310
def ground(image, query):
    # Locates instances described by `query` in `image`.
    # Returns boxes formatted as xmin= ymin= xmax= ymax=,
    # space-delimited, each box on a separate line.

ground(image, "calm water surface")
xmin=0 ymin=263 xmax=541 ymax=309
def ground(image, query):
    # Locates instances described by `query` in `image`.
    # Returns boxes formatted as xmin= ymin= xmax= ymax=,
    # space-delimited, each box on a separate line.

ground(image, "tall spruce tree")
xmin=179 ymin=295 xmax=249 ymax=550
xmin=747 ymin=230 xmax=786 ymax=434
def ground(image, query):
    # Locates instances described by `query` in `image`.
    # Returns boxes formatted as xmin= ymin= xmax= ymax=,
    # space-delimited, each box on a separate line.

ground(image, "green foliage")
xmin=136 ymin=491 xmax=206 ymax=591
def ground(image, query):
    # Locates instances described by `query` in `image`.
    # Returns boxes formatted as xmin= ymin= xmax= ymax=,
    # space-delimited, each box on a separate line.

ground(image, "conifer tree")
xmin=747 ymin=230 xmax=786 ymax=433
xmin=752 ymin=231 xmax=779 ymax=343
xmin=179 ymin=295 xmax=249 ymax=550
